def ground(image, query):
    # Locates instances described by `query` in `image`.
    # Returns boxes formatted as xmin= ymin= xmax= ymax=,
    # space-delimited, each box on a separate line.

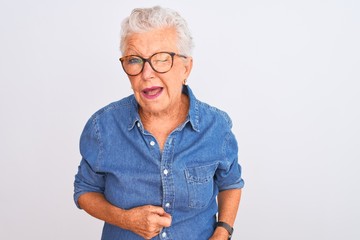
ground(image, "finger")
xmin=148 ymin=206 xmax=166 ymax=216
xmin=161 ymin=212 xmax=172 ymax=219
xmin=156 ymin=214 xmax=172 ymax=227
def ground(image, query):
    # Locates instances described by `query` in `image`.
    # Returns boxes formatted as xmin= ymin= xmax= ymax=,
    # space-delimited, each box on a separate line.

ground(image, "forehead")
xmin=124 ymin=27 xmax=178 ymax=56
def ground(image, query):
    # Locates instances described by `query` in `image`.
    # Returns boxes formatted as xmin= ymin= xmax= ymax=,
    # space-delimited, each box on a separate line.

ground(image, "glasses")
xmin=119 ymin=51 xmax=187 ymax=76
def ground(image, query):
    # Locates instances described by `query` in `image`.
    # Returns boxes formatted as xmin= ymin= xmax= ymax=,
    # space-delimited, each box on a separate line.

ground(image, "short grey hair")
xmin=120 ymin=6 xmax=194 ymax=56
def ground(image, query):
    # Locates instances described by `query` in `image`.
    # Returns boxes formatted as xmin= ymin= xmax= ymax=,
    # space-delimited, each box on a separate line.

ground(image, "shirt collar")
xmin=127 ymin=85 xmax=200 ymax=132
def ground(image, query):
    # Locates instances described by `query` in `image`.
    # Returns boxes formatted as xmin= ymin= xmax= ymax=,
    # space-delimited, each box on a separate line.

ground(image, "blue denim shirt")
xmin=74 ymin=86 xmax=244 ymax=240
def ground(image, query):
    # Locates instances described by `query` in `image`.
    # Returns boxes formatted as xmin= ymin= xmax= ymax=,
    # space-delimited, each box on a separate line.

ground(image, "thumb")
xmin=157 ymin=213 xmax=172 ymax=227
xmin=161 ymin=212 xmax=172 ymax=219
xmin=149 ymin=206 xmax=172 ymax=227
xmin=150 ymin=206 xmax=166 ymax=216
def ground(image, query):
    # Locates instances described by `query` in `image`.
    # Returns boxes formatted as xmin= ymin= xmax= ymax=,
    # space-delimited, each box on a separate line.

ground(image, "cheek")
xmin=129 ymin=77 xmax=140 ymax=90
xmin=173 ymin=64 xmax=189 ymax=81
xmin=164 ymin=79 xmax=185 ymax=99
xmin=163 ymin=73 xmax=183 ymax=88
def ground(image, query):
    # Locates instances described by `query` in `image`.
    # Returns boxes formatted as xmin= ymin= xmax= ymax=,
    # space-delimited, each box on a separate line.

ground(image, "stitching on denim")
xmin=92 ymin=116 xmax=104 ymax=171
xmin=222 ymin=131 xmax=232 ymax=171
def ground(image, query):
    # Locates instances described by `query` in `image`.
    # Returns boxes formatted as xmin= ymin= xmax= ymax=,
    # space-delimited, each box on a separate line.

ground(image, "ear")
xmin=183 ymin=57 xmax=193 ymax=78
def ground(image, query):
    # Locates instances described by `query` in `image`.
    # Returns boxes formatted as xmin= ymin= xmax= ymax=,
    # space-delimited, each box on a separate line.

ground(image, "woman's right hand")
xmin=79 ymin=193 xmax=171 ymax=239
xmin=122 ymin=205 xmax=172 ymax=239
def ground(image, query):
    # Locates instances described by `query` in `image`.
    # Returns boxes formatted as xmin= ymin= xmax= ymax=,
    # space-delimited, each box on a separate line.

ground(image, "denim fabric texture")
xmin=74 ymin=86 xmax=244 ymax=240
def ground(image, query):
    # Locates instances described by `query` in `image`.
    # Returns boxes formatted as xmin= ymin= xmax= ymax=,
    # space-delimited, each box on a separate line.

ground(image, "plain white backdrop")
xmin=0 ymin=0 xmax=359 ymax=239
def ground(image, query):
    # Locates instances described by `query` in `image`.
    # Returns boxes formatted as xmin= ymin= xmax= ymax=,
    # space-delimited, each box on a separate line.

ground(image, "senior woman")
xmin=74 ymin=6 xmax=244 ymax=240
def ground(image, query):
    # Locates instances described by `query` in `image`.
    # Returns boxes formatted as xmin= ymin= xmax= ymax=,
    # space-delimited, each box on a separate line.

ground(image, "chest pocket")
xmin=185 ymin=163 xmax=218 ymax=208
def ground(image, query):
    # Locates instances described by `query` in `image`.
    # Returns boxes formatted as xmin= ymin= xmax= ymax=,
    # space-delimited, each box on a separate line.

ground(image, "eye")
xmin=155 ymin=58 xmax=169 ymax=63
xmin=127 ymin=56 xmax=142 ymax=65
xmin=153 ymin=54 xmax=171 ymax=64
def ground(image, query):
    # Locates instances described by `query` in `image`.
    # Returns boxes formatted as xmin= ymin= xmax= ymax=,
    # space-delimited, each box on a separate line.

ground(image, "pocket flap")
xmin=185 ymin=163 xmax=218 ymax=183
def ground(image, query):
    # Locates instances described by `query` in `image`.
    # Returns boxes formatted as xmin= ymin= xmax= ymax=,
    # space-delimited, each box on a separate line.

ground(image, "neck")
xmin=139 ymin=94 xmax=189 ymax=123
xmin=139 ymin=94 xmax=189 ymax=151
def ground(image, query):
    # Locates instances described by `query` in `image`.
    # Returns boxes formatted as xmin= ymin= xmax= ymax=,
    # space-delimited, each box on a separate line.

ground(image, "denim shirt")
xmin=74 ymin=86 xmax=244 ymax=240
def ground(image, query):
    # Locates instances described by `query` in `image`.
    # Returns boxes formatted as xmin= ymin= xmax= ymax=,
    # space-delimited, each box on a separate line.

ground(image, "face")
xmin=123 ymin=28 xmax=193 ymax=116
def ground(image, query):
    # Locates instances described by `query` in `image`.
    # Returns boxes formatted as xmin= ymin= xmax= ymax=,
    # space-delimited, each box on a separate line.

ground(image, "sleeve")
xmin=73 ymin=116 xmax=106 ymax=209
xmin=215 ymin=130 xmax=245 ymax=191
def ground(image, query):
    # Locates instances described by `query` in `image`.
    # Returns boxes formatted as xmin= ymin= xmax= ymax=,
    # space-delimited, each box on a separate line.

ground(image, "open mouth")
xmin=142 ymin=86 xmax=163 ymax=99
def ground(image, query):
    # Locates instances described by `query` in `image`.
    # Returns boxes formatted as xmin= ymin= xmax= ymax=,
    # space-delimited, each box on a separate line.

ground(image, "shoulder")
xmin=81 ymin=95 xmax=136 ymax=135
xmin=92 ymin=95 xmax=134 ymax=118
xmin=186 ymin=85 xmax=233 ymax=130
xmin=88 ymin=95 xmax=135 ymax=122
xmin=196 ymin=99 xmax=233 ymax=128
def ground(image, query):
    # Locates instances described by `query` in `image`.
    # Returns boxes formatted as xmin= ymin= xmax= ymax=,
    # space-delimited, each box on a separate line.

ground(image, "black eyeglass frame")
xmin=119 ymin=51 xmax=188 ymax=76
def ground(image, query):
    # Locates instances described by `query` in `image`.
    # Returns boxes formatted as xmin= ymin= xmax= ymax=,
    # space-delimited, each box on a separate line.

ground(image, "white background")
xmin=0 ymin=0 xmax=359 ymax=239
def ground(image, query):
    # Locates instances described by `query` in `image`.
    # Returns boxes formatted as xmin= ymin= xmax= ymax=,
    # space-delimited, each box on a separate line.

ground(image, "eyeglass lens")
xmin=121 ymin=52 xmax=174 ymax=76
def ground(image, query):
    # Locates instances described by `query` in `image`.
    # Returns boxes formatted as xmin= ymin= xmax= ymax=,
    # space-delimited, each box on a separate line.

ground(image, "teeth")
xmin=148 ymin=89 xmax=157 ymax=95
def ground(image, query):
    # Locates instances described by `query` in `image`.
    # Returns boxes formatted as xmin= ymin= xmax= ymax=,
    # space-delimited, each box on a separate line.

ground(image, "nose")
xmin=141 ymin=61 xmax=155 ymax=80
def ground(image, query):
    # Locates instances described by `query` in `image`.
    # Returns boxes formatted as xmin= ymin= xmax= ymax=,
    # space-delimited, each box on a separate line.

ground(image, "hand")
xmin=209 ymin=227 xmax=230 ymax=240
xmin=123 ymin=205 xmax=172 ymax=239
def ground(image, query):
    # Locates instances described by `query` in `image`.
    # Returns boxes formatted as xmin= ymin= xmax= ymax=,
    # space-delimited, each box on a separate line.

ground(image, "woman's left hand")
xmin=209 ymin=227 xmax=229 ymax=240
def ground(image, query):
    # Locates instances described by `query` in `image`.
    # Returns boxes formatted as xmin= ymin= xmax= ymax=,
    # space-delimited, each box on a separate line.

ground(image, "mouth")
xmin=141 ymin=86 xmax=163 ymax=99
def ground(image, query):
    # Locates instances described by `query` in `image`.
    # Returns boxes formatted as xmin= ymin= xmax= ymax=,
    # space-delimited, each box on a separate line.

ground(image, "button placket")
xmin=158 ymin=135 xmax=177 ymax=240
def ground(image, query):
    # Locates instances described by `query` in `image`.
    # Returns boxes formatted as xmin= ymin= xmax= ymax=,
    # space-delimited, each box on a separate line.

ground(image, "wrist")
xmin=118 ymin=208 xmax=133 ymax=230
xmin=213 ymin=226 xmax=230 ymax=240
xmin=107 ymin=205 xmax=129 ymax=229
xmin=216 ymin=221 xmax=233 ymax=240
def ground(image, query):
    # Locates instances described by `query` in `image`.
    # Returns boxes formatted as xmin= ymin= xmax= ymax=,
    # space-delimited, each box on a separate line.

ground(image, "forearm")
xmin=217 ymin=188 xmax=242 ymax=225
xmin=211 ymin=188 xmax=242 ymax=240
xmin=78 ymin=192 xmax=128 ymax=229
xmin=78 ymin=192 xmax=172 ymax=239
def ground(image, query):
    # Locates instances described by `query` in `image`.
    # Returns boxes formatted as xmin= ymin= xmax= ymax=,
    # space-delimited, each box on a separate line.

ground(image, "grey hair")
xmin=120 ymin=6 xmax=194 ymax=56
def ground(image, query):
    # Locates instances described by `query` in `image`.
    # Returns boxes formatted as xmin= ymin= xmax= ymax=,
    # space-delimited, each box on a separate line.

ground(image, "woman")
xmin=74 ymin=6 xmax=244 ymax=240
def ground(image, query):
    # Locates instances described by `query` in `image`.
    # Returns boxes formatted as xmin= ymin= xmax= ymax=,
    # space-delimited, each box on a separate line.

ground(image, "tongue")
xmin=145 ymin=88 xmax=161 ymax=96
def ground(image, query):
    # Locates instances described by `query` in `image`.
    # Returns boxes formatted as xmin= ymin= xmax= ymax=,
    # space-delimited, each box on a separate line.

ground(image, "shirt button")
xmin=150 ymin=141 xmax=155 ymax=146
xmin=165 ymin=202 xmax=171 ymax=208
xmin=163 ymin=169 xmax=169 ymax=175
xmin=161 ymin=232 xmax=167 ymax=238
xmin=137 ymin=122 xmax=140 ymax=127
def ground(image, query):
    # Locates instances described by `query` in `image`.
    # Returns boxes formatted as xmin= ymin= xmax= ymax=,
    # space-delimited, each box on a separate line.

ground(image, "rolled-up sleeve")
xmin=215 ymin=131 xmax=244 ymax=191
xmin=73 ymin=116 xmax=105 ymax=208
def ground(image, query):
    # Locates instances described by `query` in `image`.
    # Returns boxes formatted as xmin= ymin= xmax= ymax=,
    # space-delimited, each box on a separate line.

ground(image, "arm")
xmin=209 ymin=188 xmax=242 ymax=240
xmin=78 ymin=192 xmax=172 ymax=239
xmin=76 ymin=118 xmax=171 ymax=239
